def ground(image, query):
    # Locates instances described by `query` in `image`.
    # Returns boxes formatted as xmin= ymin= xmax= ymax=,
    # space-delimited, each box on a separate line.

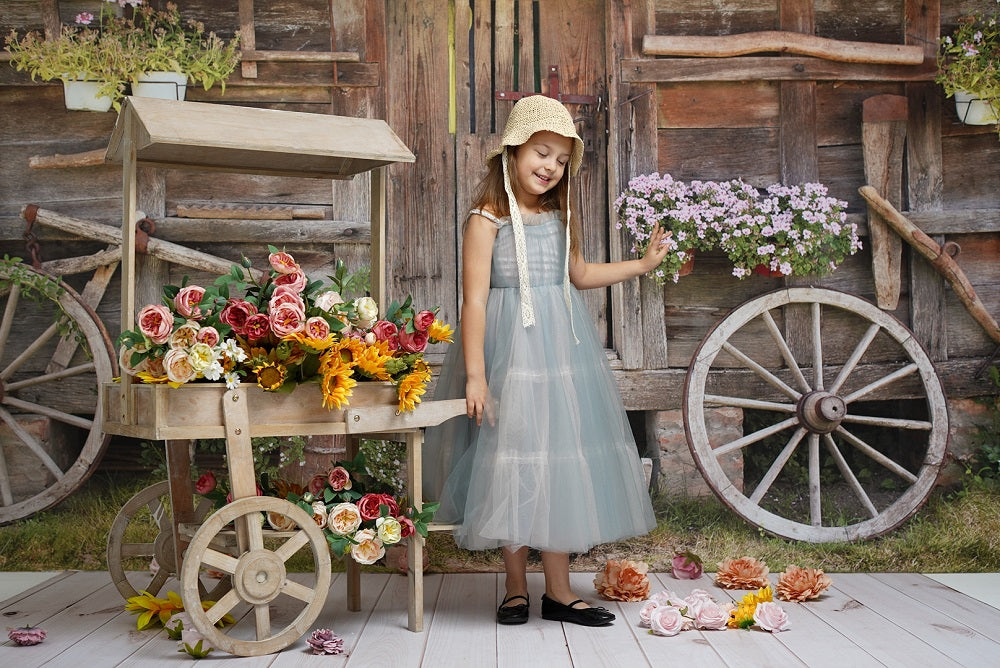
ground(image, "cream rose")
xmin=163 ymin=348 xmax=197 ymax=384
xmin=352 ymin=297 xmax=378 ymax=329
xmin=313 ymin=290 xmax=344 ymax=312
xmin=119 ymin=345 xmax=147 ymax=376
xmin=187 ymin=342 xmax=215 ymax=373
xmin=169 ymin=322 xmax=200 ymax=350
xmin=327 ymin=502 xmax=362 ymax=535
xmin=375 ymin=516 xmax=402 ymax=545
xmin=311 ymin=501 xmax=329 ymax=529
xmin=350 ymin=529 xmax=385 ymax=565
xmin=138 ymin=304 xmax=174 ymax=344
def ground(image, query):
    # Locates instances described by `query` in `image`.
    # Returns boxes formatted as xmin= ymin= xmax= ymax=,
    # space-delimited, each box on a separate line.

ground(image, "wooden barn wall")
xmin=1 ymin=0 xmax=998 ymax=413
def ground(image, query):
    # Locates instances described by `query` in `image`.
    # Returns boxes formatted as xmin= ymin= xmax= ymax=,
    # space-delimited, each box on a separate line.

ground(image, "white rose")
xmin=638 ymin=600 xmax=659 ymax=628
xmin=313 ymin=290 xmax=344 ymax=312
xmin=753 ymin=601 xmax=790 ymax=632
xmin=352 ymin=296 xmax=378 ymax=329
xmin=375 ymin=516 xmax=402 ymax=545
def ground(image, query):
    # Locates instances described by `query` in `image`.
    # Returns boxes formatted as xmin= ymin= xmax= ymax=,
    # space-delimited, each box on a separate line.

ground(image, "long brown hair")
xmin=468 ymin=147 xmax=582 ymax=257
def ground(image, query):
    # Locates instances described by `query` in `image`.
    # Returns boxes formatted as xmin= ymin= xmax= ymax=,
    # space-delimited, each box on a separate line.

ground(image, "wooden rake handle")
xmin=859 ymin=185 xmax=1000 ymax=345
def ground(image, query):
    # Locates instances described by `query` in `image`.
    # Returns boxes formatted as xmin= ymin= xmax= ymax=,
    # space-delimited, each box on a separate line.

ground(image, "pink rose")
xmin=163 ymin=348 xmax=196 ymax=384
xmin=753 ymin=601 xmax=790 ymax=632
xmin=269 ymin=285 xmax=304 ymax=311
xmin=396 ymin=515 xmax=415 ymax=538
xmin=308 ymin=473 xmax=327 ymax=496
xmin=649 ymin=606 xmax=687 ymax=636
xmin=691 ymin=600 xmax=730 ymax=630
xmin=397 ymin=328 xmax=428 ymax=353
xmin=195 ymin=471 xmax=217 ymax=494
xmin=305 ymin=316 xmax=331 ymax=339
xmin=357 ymin=493 xmax=398 ymax=520
xmin=220 ymin=299 xmax=257 ymax=334
xmin=327 ymin=466 xmax=352 ymax=492
xmin=413 ymin=310 xmax=435 ymax=332
xmin=672 ymin=553 xmax=704 ymax=580
xmin=269 ymin=303 xmax=306 ymax=337
xmin=268 ymin=251 xmax=299 ymax=274
xmin=243 ymin=313 xmax=271 ymax=342
xmin=639 ymin=600 xmax=659 ymax=628
xmin=195 ymin=326 xmax=220 ymax=347
xmin=138 ymin=304 xmax=174 ymax=344
xmin=371 ymin=319 xmax=398 ymax=342
xmin=174 ymin=285 xmax=206 ymax=320
xmin=273 ymin=269 xmax=307 ymax=293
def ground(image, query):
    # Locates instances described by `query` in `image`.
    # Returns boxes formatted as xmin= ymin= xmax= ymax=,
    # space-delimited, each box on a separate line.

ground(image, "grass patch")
xmin=2 ymin=472 xmax=998 ymax=574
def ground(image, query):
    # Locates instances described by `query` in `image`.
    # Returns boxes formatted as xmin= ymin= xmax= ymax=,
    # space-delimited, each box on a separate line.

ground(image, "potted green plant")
xmin=4 ymin=6 xmax=134 ymax=111
xmin=936 ymin=4 xmax=1000 ymax=128
xmin=130 ymin=2 xmax=241 ymax=101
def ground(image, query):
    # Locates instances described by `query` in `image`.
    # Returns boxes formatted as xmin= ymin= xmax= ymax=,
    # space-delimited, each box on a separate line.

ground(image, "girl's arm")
xmin=461 ymin=213 xmax=499 ymax=426
xmin=569 ymin=223 xmax=670 ymax=290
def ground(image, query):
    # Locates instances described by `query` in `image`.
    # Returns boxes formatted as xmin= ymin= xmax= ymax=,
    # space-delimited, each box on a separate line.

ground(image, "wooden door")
xmin=385 ymin=0 xmax=610 ymax=344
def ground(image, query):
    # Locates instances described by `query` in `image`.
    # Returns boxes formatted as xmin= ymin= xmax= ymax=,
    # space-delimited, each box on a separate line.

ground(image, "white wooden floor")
xmin=2 ymin=569 xmax=999 ymax=667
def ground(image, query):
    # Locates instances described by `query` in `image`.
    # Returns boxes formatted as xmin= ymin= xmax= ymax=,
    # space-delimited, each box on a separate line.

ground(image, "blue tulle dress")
xmin=423 ymin=209 xmax=656 ymax=553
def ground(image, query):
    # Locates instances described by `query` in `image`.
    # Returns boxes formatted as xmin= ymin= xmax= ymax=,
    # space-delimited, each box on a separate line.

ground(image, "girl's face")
xmin=510 ymin=131 xmax=573 ymax=201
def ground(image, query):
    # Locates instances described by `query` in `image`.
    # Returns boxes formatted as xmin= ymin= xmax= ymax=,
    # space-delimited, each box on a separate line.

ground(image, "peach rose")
xmin=274 ymin=269 xmax=307 ymax=293
xmin=267 ymin=511 xmax=297 ymax=532
xmin=269 ymin=285 xmax=304 ymax=311
xmin=138 ymin=304 xmax=174 ymax=344
xmin=313 ymin=290 xmax=344 ymax=312
xmin=163 ymin=348 xmax=196 ymax=384
xmin=269 ymin=303 xmax=306 ymax=337
xmin=350 ymin=529 xmax=385 ymax=565
xmin=777 ymin=565 xmax=832 ymax=602
xmin=195 ymin=326 xmax=220 ymax=347
xmin=305 ymin=316 xmax=331 ymax=340
xmin=327 ymin=502 xmax=362 ymax=535
xmin=174 ymin=285 xmax=206 ymax=320
xmin=715 ymin=556 xmax=770 ymax=589
xmin=119 ymin=345 xmax=147 ymax=376
xmin=268 ymin=251 xmax=299 ymax=274
xmin=593 ymin=559 xmax=651 ymax=602
xmin=311 ymin=501 xmax=328 ymax=529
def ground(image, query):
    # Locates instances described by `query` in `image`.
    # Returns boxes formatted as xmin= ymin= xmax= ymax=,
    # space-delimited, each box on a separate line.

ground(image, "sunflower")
xmin=353 ymin=343 xmax=392 ymax=381
xmin=253 ymin=360 xmax=287 ymax=391
xmin=283 ymin=330 xmax=336 ymax=353
xmin=427 ymin=318 xmax=454 ymax=343
xmin=330 ymin=337 xmax=365 ymax=367
xmin=396 ymin=361 xmax=431 ymax=412
xmin=727 ymin=601 xmax=757 ymax=630
xmin=319 ymin=352 xmax=357 ymax=409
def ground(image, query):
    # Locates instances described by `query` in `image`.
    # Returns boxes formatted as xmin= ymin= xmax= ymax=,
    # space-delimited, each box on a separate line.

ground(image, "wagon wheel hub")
xmin=233 ymin=549 xmax=287 ymax=605
xmin=796 ymin=390 xmax=846 ymax=434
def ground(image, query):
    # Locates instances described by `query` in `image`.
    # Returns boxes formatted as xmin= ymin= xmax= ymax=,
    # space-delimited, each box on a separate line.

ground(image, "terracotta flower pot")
xmin=753 ymin=264 xmax=785 ymax=278
xmin=677 ymin=251 xmax=695 ymax=277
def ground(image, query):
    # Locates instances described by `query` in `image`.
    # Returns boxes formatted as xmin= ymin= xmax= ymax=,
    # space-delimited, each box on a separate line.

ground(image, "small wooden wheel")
xmin=180 ymin=496 xmax=331 ymax=657
xmin=684 ymin=288 xmax=948 ymax=543
xmin=106 ymin=480 xmax=231 ymax=601
xmin=0 ymin=264 xmax=116 ymax=524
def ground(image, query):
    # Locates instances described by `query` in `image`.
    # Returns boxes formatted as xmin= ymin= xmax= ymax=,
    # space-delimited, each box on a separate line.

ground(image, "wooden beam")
xmin=239 ymin=50 xmax=360 ymax=63
xmin=621 ymin=57 xmax=936 ymax=83
xmin=238 ymin=0 xmax=257 ymax=79
xmin=643 ymin=32 xmax=924 ymax=65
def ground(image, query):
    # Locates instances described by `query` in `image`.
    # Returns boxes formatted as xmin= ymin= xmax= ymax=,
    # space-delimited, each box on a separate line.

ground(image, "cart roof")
xmin=106 ymin=97 xmax=415 ymax=179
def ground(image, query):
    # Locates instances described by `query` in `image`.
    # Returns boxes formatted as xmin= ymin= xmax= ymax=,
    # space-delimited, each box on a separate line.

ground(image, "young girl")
xmin=424 ymin=95 xmax=668 ymax=627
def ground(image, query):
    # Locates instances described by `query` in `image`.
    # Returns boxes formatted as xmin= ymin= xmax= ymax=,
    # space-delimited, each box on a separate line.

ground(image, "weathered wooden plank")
xmin=874 ymin=573 xmax=1000 ymax=644
xmin=657 ymin=128 xmax=780 ymax=184
xmin=658 ymin=81 xmax=779 ymax=129
xmin=653 ymin=1 xmax=776 ymax=36
xmin=472 ymin=0 xmax=493 ymax=133
xmin=564 ymin=571 xmax=654 ymax=667
xmin=622 ymin=57 xmax=936 ymax=83
xmin=420 ymin=574 xmax=498 ymax=667
xmin=942 ymin=134 xmax=1000 ymax=209
xmin=497 ymin=572 xmax=574 ymax=667
xmin=165 ymin=171 xmax=334 ymax=207
xmin=346 ymin=573 xmax=442 ymax=667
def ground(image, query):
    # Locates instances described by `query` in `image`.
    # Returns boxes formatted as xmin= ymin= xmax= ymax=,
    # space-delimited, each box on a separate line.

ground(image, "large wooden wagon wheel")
xmin=684 ymin=287 xmax=948 ymax=543
xmin=180 ymin=496 xmax=331 ymax=657
xmin=106 ymin=480 xmax=231 ymax=601
xmin=0 ymin=263 xmax=115 ymax=524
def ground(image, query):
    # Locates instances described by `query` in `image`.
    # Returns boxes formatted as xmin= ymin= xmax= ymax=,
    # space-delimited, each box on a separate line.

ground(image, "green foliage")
xmin=937 ymin=7 xmax=1000 ymax=102
xmin=0 ymin=255 xmax=86 ymax=356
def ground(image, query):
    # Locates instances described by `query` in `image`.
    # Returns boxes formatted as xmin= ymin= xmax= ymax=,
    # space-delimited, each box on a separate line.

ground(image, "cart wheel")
xmin=684 ymin=287 xmax=948 ymax=543
xmin=0 ymin=264 xmax=115 ymax=525
xmin=107 ymin=480 xmax=232 ymax=601
xmin=180 ymin=496 xmax=331 ymax=657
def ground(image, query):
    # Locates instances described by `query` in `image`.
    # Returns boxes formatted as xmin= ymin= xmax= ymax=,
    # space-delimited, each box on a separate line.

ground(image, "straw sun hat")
xmin=487 ymin=95 xmax=583 ymax=335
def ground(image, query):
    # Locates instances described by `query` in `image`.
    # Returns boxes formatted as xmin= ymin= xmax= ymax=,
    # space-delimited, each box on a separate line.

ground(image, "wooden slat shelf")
xmin=621 ymin=56 xmax=937 ymax=83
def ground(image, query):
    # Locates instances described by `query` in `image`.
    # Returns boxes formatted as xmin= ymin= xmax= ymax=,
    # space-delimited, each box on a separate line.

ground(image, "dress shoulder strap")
xmin=468 ymin=208 xmax=506 ymax=229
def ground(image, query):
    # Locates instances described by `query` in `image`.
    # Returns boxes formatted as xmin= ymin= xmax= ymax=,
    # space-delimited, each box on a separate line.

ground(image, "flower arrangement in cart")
xmin=116 ymin=246 xmax=453 ymax=413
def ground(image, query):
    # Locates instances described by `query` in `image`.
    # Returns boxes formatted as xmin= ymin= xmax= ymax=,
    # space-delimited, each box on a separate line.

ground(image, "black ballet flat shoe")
xmin=540 ymin=594 xmax=615 ymax=627
xmin=497 ymin=594 xmax=530 ymax=625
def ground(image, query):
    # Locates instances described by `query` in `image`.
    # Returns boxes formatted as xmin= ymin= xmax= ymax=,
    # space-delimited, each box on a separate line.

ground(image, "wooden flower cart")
xmin=100 ymin=97 xmax=464 ymax=657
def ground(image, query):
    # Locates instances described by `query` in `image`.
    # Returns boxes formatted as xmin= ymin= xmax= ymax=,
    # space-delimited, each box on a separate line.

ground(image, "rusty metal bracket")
xmin=135 ymin=216 xmax=156 ymax=255
xmin=22 ymin=204 xmax=43 ymax=269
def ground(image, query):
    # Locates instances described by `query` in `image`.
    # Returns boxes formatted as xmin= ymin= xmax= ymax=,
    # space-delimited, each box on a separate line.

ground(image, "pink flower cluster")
xmin=369 ymin=308 xmax=436 ymax=353
xmin=639 ymin=589 xmax=732 ymax=636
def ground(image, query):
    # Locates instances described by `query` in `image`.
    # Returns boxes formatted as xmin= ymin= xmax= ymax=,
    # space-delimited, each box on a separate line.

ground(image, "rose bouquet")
xmin=284 ymin=452 xmax=438 ymax=565
xmin=116 ymin=247 xmax=454 ymax=413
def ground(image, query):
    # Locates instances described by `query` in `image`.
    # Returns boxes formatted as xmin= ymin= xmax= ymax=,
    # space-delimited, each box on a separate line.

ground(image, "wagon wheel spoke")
xmin=0 ymin=451 xmax=13 ymax=505
xmin=120 ymin=542 xmax=157 ymax=558
xmin=840 ymin=414 xmax=933 ymax=430
xmin=150 ymin=498 xmax=171 ymax=534
xmin=4 ymin=362 xmax=97 ymax=392
xmin=721 ymin=342 xmax=802 ymax=400
xmin=274 ymin=530 xmax=311 ymax=562
xmin=823 ymin=434 xmax=879 ymax=518
xmin=3 ymin=396 xmax=93 ymax=430
xmin=808 ymin=433 xmax=821 ymax=526
xmin=828 ymin=323 xmax=881 ymax=394
xmin=201 ymin=547 xmax=240 ymax=574
xmin=0 ymin=321 xmax=60 ymax=381
xmin=206 ymin=588 xmax=242 ymax=624
xmin=0 ymin=283 xmax=21 ymax=363
xmin=811 ymin=303 xmax=824 ymax=390
xmin=761 ymin=309 xmax=811 ymax=393
xmin=842 ymin=363 xmax=919 ymax=403
xmin=704 ymin=394 xmax=797 ymax=413
xmin=834 ymin=426 xmax=918 ymax=483
xmin=0 ymin=405 xmax=63 ymax=478
xmin=749 ymin=427 xmax=808 ymax=504
xmin=714 ymin=415 xmax=800 ymax=457
xmin=280 ymin=578 xmax=318 ymax=603
xmin=254 ymin=604 xmax=271 ymax=638
xmin=147 ymin=568 xmax=170 ymax=596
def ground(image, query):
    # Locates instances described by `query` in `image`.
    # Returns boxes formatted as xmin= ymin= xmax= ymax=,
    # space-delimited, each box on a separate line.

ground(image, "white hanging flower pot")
xmin=61 ymin=75 xmax=113 ymax=112
xmin=132 ymin=71 xmax=188 ymax=101
xmin=954 ymin=90 xmax=999 ymax=125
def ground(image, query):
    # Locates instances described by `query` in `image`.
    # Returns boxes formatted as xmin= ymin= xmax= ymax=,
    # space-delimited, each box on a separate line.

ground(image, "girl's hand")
xmin=466 ymin=377 xmax=495 ymax=426
xmin=641 ymin=223 xmax=671 ymax=272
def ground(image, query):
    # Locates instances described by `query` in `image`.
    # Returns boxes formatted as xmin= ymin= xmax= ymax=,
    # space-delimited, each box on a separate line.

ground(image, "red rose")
xmin=357 ymin=493 xmax=399 ymax=520
xmin=414 ymin=310 xmax=435 ymax=332
xmin=398 ymin=328 xmax=428 ymax=353
xmin=327 ymin=466 xmax=352 ymax=492
xmin=397 ymin=515 xmax=415 ymax=538
xmin=220 ymin=299 xmax=257 ymax=335
xmin=195 ymin=471 xmax=216 ymax=495
xmin=371 ymin=320 xmax=398 ymax=342
xmin=243 ymin=313 xmax=271 ymax=342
